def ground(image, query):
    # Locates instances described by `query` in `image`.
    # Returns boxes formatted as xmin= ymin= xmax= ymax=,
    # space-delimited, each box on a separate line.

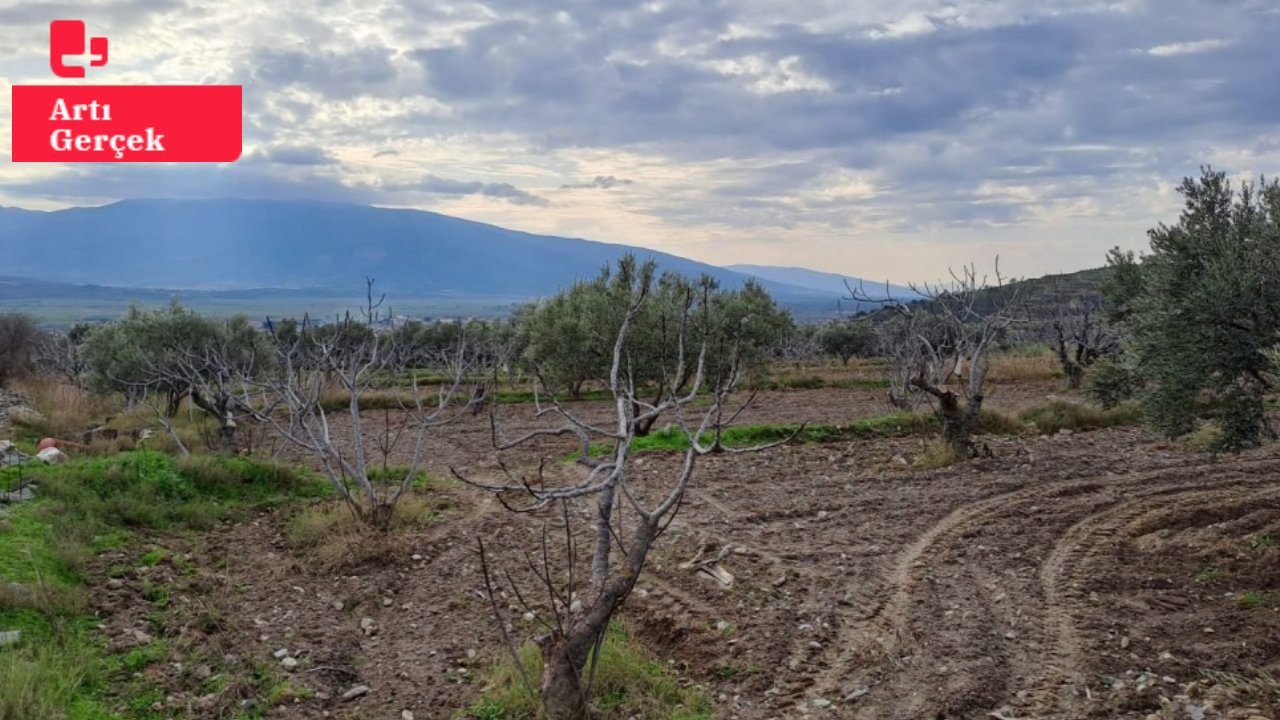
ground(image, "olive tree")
xmin=521 ymin=257 xmax=792 ymax=433
xmin=1110 ymin=168 xmax=1280 ymax=450
xmin=82 ymin=304 xmax=268 ymax=452
xmin=818 ymin=317 xmax=876 ymax=366
xmin=775 ymin=323 xmax=821 ymax=369
xmin=83 ymin=302 xmax=217 ymax=415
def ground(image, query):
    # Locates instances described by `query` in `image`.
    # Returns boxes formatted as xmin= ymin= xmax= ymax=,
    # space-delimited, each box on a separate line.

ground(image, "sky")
xmin=1 ymin=0 xmax=1278 ymax=285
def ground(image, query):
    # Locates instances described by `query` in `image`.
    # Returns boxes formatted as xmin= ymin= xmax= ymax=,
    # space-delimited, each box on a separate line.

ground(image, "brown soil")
xmin=88 ymin=386 xmax=1280 ymax=720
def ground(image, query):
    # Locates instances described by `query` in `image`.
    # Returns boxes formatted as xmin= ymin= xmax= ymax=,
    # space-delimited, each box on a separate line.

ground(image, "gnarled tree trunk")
xmin=190 ymin=388 xmax=239 ymax=454
xmin=917 ymin=379 xmax=984 ymax=457
xmin=540 ymin=635 xmax=590 ymax=720
xmin=539 ymin=521 xmax=653 ymax=720
xmin=1063 ymin=362 xmax=1085 ymax=390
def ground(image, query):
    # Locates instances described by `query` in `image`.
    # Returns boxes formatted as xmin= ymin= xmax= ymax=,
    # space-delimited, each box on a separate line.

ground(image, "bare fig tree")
xmin=872 ymin=314 xmax=934 ymax=410
xmin=774 ymin=324 xmax=821 ymax=370
xmin=149 ymin=316 xmax=268 ymax=454
xmin=1048 ymin=298 xmax=1118 ymax=390
xmin=458 ymin=258 xmax=793 ymax=719
xmin=256 ymin=309 xmax=472 ymax=530
xmin=852 ymin=263 xmax=1023 ymax=456
xmin=32 ymin=326 xmax=88 ymax=388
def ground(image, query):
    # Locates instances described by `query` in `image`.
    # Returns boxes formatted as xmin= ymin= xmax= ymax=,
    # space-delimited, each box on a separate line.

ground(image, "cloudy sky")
xmin=1 ymin=0 xmax=1277 ymax=284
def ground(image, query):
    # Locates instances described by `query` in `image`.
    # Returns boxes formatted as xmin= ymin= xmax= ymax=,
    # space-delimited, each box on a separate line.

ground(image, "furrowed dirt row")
xmin=635 ymin=448 xmax=1280 ymax=720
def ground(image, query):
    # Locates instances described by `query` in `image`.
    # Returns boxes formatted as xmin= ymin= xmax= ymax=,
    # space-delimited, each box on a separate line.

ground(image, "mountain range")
xmin=0 ymin=199 xmax=909 ymax=321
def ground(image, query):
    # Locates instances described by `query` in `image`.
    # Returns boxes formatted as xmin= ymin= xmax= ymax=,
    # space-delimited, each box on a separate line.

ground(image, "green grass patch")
xmin=1182 ymin=420 xmax=1225 ymax=453
xmin=569 ymin=410 xmax=1011 ymax=459
xmin=117 ymin=641 xmax=168 ymax=673
xmin=714 ymin=662 xmax=759 ymax=680
xmin=574 ymin=423 xmax=842 ymax=458
xmin=0 ymin=505 xmax=72 ymax=586
xmin=138 ymin=548 xmax=168 ymax=567
xmin=563 ymin=399 xmax=1131 ymax=462
xmin=1238 ymin=590 xmax=1280 ymax=609
xmin=0 ymin=631 xmax=107 ymax=720
xmin=846 ymin=411 xmax=940 ymax=436
xmin=0 ymin=451 xmax=329 ymax=720
xmin=464 ymin=621 xmax=712 ymax=720
xmin=366 ymin=465 xmax=436 ymax=490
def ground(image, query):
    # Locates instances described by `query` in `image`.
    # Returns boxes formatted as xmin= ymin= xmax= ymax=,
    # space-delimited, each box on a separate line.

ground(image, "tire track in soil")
xmin=792 ymin=478 xmax=1072 ymax=709
xmin=790 ymin=455 xmax=1280 ymax=717
xmin=1019 ymin=477 xmax=1280 ymax=719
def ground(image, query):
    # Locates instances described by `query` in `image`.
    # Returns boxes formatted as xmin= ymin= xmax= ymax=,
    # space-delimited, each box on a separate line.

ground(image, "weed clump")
xmin=916 ymin=439 xmax=963 ymax=470
xmin=466 ymin=621 xmax=711 ymax=720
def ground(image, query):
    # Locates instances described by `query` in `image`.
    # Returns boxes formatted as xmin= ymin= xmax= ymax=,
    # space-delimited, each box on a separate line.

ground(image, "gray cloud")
xmin=560 ymin=176 xmax=634 ymax=190
xmin=256 ymin=145 xmax=337 ymax=166
xmin=386 ymin=175 xmax=549 ymax=206
xmin=0 ymin=0 xmax=185 ymax=26
xmin=246 ymin=45 xmax=399 ymax=99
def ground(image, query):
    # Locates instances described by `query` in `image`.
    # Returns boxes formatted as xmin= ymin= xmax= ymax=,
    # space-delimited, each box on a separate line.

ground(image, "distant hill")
xmin=726 ymin=264 xmax=920 ymax=302
xmin=966 ymin=266 xmax=1109 ymax=314
xmin=1008 ymin=267 xmax=1108 ymax=301
xmin=0 ymin=200 xmax=840 ymax=309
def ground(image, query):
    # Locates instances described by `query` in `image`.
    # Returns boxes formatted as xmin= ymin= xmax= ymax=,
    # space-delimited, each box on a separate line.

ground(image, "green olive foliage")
xmin=521 ymin=256 xmax=793 ymax=424
xmin=1108 ymin=168 xmax=1280 ymax=450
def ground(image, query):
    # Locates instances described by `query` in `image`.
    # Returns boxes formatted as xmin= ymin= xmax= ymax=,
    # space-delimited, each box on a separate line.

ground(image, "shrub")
xmin=1018 ymin=400 xmax=1142 ymax=435
xmin=1182 ymin=421 xmax=1224 ymax=453
xmin=975 ymin=409 xmax=1027 ymax=435
xmin=288 ymin=494 xmax=442 ymax=539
